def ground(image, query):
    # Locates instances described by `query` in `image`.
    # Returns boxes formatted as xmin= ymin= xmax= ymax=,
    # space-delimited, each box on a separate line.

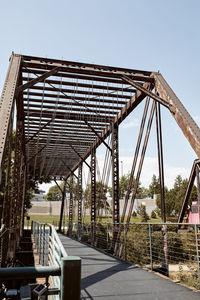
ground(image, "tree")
xmin=46 ymin=185 xmax=62 ymax=201
xmin=156 ymin=175 xmax=197 ymax=217
xmin=149 ymin=174 xmax=160 ymax=198
xmin=151 ymin=210 xmax=157 ymax=219
xmin=84 ymin=182 xmax=109 ymax=215
xmin=140 ymin=205 xmax=149 ymax=222
xmin=109 ymin=173 xmax=148 ymax=200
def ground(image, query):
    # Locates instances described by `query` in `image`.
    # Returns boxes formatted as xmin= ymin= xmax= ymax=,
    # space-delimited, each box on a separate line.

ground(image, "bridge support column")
xmin=9 ymin=117 xmax=25 ymax=261
xmin=68 ymin=174 xmax=73 ymax=237
xmin=112 ymin=125 xmax=120 ymax=244
xmin=155 ymin=101 xmax=168 ymax=276
xmin=90 ymin=148 xmax=96 ymax=245
xmin=77 ymin=163 xmax=82 ymax=241
xmin=59 ymin=180 xmax=67 ymax=233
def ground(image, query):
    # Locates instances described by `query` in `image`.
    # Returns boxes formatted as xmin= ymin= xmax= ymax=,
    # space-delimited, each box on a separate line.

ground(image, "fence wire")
xmin=70 ymin=221 xmax=200 ymax=289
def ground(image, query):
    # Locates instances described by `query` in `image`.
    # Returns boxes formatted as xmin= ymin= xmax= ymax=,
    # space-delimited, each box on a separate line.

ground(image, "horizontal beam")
xmin=24 ymin=92 xmax=127 ymax=105
xmin=24 ymin=97 xmax=123 ymax=110
xmin=23 ymin=86 xmax=132 ymax=99
xmin=23 ymin=76 xmax=137 ymax=93
xmin=24 ymin=104 xmax=118 ymax=116
xmin=0 ymin=265 xmax=60 ymax=280
xmin=22 ymin=54 xmax=152 ymax=76
xmin=24 ymin=110 xmax=113 ymax=123
xmin=22 ymin=67 xmax=153 ymax=85
xmin=24 ymin=118 xmax=106 ymax=130
xmin=17 ymin=67 xmax=59 ymax=94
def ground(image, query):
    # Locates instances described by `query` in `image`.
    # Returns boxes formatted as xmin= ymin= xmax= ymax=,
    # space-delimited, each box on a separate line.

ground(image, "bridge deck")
xmin=58 ymin=234 xmax=200 ymax=300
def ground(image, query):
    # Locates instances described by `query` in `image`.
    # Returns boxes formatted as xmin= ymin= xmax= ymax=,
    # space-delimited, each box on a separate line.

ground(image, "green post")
xmin=61 ymin=256 xmax=81 ymax=300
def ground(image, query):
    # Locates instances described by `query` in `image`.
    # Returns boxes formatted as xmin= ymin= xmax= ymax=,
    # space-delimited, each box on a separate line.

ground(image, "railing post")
xmin=124 ymin=223 xmax=127 ymax=261
xmin=148 ymin=223 xmax=153 ymax=270
xmin=106 ymin=223 xmax=109 ymax=251
xmin=195 ymin=224 xmax=200 ymax=288
xmin=61 ymin=256 xmax=81 ymax=300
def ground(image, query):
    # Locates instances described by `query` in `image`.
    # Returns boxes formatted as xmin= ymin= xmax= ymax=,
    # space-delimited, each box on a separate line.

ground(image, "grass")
xmin=24 ymin=214 xmax=161 ymax=226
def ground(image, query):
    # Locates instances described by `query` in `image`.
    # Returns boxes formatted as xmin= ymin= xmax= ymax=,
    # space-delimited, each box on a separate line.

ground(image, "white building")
xmin=32 ymin=190 xmax=46 ymax=202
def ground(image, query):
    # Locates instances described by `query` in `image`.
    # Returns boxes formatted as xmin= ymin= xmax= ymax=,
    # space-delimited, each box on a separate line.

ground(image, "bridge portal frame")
xmin=1 ymin=53 xmax=200 ymax=265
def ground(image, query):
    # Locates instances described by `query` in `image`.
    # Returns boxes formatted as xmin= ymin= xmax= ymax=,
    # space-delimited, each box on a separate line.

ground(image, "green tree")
xmin=151 ymin=210 xmax=157 ymax=219
xmin=109 ymin=173 xmax=148 ymax=200
xmin=156 ymin=175 xmax=197 ymax=217
xmin=84 ymin=182 xmax=109 ymax=214
xmin=140 ymin=205 xmax=149 ymax=222
xmin=149 ymin=174 xmax=160 ymax=198
xmin=46 ymin=185 xmax=62 ymax=201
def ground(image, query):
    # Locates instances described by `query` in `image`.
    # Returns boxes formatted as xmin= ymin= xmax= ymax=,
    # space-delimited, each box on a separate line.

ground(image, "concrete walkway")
xmin=58 ymin=234 xmax=200 ymax=300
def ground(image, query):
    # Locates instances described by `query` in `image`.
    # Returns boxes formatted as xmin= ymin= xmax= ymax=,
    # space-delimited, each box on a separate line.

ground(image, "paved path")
xmin=58 ymin=234 xmax=200 ymax=300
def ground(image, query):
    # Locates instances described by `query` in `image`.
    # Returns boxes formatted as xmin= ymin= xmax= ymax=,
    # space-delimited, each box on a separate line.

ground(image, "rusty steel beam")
xmin=16 ymin=66 xmax=59 ymax=94
xmin=112 ymin=125 xmax=120 ymax=242
xmin=22 ymin=77 xmax=137 ymax=93
xmin=24 ymin=87 xmax=131 ymax=100
xmin=90 ymin=148 xmax=96 ymax=246
xmin=77 ymin=163 xmax=83 ymax=241
xmin=178 ymin=159 xmax=200 ymax=223
xmin=65 ymin=81 xmax=152 ymax=177
xmin=24 ymin=97 xmax=123 ymax=111
xmin=84 ymin=121 xmax=112 ymax=152
xmin=0 ymin=53 xmax=21 ymax=178
xmin=121 ymin=75 xmax=175 ymax=112
xmin=153 ymin=73 xmax=200 ymax=160
xmin=24 ymin=110 xmax=113 ymax=123
xmin=22 ymin=54 xmax=152 ymax=76
xmin=24 ymin=93 xmax=127 ymax=106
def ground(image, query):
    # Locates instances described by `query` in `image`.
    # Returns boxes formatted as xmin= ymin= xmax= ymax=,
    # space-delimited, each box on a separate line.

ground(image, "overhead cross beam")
xmin=121 ymin=75 xmax=175 ymax=113
xmin=84 ymin=121 xmax=112 ymax=152
xmin=16 ymin=66 xmax=59 ymax=95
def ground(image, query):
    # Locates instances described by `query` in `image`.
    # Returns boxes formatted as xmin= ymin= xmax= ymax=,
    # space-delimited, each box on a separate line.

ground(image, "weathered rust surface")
xmin=0 ymin=53 xmax=21 ymax=174
xmin=153 ymin=72 xmax=200 ymax=159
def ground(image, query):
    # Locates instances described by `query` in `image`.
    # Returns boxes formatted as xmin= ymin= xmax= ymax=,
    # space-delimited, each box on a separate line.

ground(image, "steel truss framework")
xmin=1 ymin=53 xmax=200 ymax=265
xmin=77 ymin=163 xmax=82 ymax=241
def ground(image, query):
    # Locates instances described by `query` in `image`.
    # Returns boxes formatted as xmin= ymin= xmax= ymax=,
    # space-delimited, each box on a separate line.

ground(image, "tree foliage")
xmin=46 ymin=185 xmax=62 ymax=201
xmin=156 ymin=175 xmax=197 ymax=217
xmin=109 ymin=173 xmax=149 ymax=200
xmin=84 ymin=182 xmax=109 ymax=214
xmin=139 ymin=205 xmax=149 ymax=222
xmin=149 ymin=174 xmax=160 ymax=198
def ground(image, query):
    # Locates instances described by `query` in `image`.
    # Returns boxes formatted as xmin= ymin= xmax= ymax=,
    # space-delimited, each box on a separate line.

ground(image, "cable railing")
xmin=0 ymin=221 xmax=81 ymax=300
xmin=70 ymin=221 xmax=200 ymax=290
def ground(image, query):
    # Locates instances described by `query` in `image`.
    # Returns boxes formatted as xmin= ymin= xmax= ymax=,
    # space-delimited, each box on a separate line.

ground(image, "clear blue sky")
xmin=1 ymin=0 xmax=200 ymax=190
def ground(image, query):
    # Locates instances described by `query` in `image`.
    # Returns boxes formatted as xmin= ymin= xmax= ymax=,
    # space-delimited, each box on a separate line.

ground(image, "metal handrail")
xmin=0 ymin=221 xmax=81 ymax=300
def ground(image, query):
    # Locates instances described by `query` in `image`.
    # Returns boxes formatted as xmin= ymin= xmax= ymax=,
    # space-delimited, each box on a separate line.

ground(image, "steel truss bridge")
xmin=1 ymin=53 xmax=200 ymax=279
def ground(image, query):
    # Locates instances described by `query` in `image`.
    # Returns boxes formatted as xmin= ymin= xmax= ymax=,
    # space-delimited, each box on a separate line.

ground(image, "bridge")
xmin=0 ymin=53 xmax=200 ymax=298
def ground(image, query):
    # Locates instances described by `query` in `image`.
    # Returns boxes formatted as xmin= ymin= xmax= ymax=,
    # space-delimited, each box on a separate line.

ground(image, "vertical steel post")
xmin=148 ymin=223 xmax=153 ymax=270
xmin=68 ymin=174 xmax=74 ymax=237
xmin=60 ymin=256 xmax=81 ymax=300
xmin=59 ymin=180 xmax=66 ymax=232
xmin=78 ymin=163 xmax=82 ymax=241
xmin=196 ymin=166 xmax=200 ymax=222
xmin=112 ymin=125 xmax=120 ymax=245
xmin=106 ymin=223 xmax=109 ymax=251
xmin=91 ymin=148 xmax=96 ymax=245
xmin=155 ymin=101 xmax=168 ymax=276
xmin=124 ymin=224 xmax=127 ymax=261
xmin=195 ymin=225 xmax=200 ymax=288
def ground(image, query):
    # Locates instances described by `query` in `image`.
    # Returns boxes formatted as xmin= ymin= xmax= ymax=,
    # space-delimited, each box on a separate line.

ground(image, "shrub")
xmin=151 ymin=210 xmax=157 ymax=219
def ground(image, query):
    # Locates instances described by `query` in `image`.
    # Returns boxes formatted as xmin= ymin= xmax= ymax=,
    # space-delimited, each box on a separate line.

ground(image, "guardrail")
xmin=0 ymin=221 xmax=81 ymax=300
xmin=70 ymin=221 xmax=200 ymax=290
